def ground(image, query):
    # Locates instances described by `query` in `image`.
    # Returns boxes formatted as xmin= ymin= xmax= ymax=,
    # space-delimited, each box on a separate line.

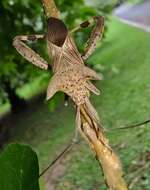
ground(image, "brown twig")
xmin=79 ymin=104 xmax=128 ymax=190
xmin=41 ymin=0 xmax=60 ymax=19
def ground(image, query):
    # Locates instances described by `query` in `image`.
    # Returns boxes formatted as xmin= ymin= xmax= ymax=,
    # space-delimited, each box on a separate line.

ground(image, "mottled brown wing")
xmin=47 ymin=33 xmax=84 ymax=73
xmin=62 ymin=34 xmax=84 ymax=67
xmin=47 ymin=40 xmax=64 ymax=73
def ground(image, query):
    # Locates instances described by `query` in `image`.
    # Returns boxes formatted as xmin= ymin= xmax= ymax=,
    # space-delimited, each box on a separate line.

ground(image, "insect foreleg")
xmin=82 ymin=16 xmax=104 ymax=60
xmin=70 ymin=16 xmax=104 ymax=60
xmin=13 ymin=35 xmax=48 ymax=70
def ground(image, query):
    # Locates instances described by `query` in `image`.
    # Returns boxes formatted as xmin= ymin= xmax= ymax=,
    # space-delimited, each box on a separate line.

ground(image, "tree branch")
xmin=41 ymin=0 xmax=60 ymax=19
xmin=79 ymin=105 xmax=128 ymax=190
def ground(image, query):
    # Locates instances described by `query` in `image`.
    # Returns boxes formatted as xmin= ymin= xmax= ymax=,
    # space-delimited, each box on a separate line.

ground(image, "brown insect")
xmin=12 ymin=6 xmax=128 ymax=189
xmin=13 ymin=15 xmax=104 ymax=138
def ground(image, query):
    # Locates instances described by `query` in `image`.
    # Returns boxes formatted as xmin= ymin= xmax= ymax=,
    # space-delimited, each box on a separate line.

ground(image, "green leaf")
xmin=0 ymin=143 xmax=40 ymax=190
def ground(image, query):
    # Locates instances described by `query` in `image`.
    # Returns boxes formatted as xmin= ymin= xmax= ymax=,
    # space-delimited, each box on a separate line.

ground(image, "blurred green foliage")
xmin=0 ymin=0 xmax=46 ymax=106
xmin=0 ymin=143 xmax=40 ymax=190
xmin=0 ymin=0 xmax=115 ymax=111
xmin=127 ymin=0 xmax=145 ymax=4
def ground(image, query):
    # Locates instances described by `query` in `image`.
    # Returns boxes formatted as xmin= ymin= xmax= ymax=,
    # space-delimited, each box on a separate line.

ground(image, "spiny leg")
xmin=82 ymin=16 xmax=104 ymax=60
xmin=71 ymin=16 xmax=104 ymax=60
xmin=74 ymin=106 xmax=81 ymax=143
xmin=13 ymin=34 xmax=48 ymax=70
xmin=86 ymin=81 xmax=100 ymax=95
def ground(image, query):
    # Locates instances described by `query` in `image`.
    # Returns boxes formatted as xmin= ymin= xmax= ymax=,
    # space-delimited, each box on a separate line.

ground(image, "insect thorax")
xmin=56 ymin=65 xmax=90 ymax=105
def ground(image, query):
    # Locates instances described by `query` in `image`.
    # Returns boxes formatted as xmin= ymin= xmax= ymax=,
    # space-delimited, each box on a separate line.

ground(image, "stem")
xmin=79 ymin=104 xmax=128 ymax=190
xmin=41 ymin=0 xmax=60 ymax=19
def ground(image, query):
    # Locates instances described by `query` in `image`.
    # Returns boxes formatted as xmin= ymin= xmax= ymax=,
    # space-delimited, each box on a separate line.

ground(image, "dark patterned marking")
xmin=80 ymin=21 xmax=90 ymax=28
xmin=27 ymin=35 xmax=37 ymax=41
